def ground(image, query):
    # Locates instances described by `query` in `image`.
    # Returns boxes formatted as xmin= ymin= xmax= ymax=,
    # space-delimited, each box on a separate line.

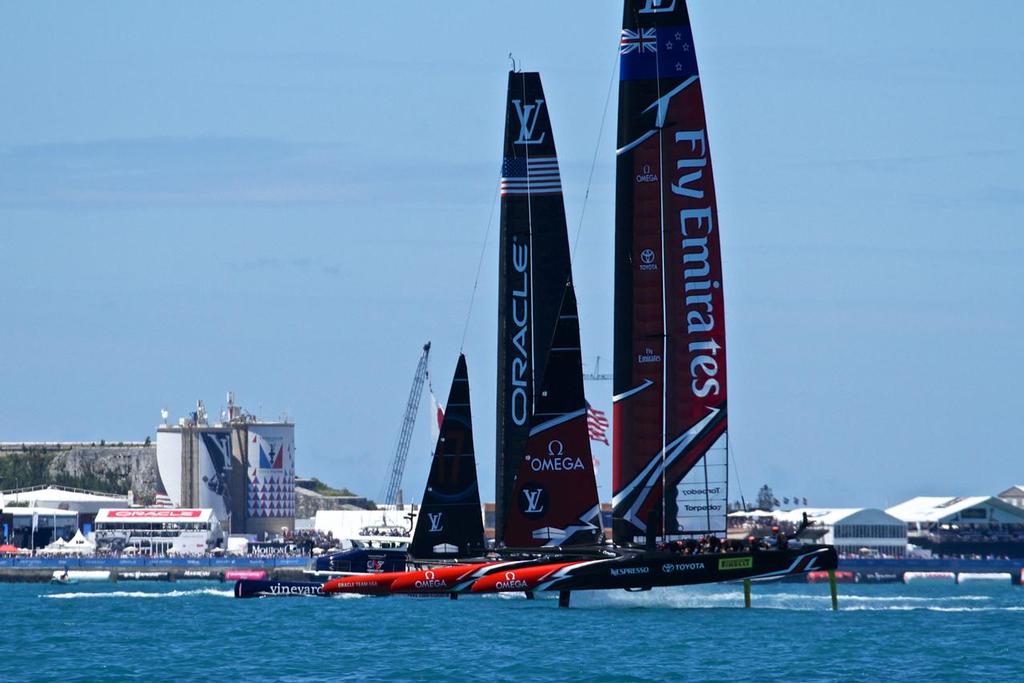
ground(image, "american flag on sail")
xmin=500 ymin=156 xmax=561 ymax=196
xmin=153 ymin=493 xmax=174 ymax=508
xmin=586 ymin=402 xmax=609 ymax=445
xmin=620 ymin=27 xmax=657 ymax=55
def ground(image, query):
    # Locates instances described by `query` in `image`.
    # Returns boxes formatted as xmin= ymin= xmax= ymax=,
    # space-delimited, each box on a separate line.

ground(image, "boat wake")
xmin=43 ymin=588 xmax=234 ymax=600
xmin=566 ymin=588 xmax=1021 ymax=612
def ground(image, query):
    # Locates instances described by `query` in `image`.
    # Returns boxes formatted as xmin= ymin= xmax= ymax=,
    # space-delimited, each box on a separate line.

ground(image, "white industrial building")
xmin=998 ymin=486 xmax=1024 ymax=510
xmin=0 ymin=506 xmax=79 ymax=550
xmin=0 ymin=485 xmax=128 ymax=513
xmin=775 ymin=508 xmax=908 ymax=557
xmin=887 ymin=496 xmax=1024 ymax=534
xmin=156 ymin=394 xmax=296 ymax=537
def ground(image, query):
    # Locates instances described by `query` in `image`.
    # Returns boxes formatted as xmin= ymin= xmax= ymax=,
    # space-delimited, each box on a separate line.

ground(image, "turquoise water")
xmin=2 ymin=580 xmax=1022 ymax=682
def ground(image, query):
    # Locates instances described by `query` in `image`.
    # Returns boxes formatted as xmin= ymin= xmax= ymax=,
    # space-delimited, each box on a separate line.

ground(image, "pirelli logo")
xmin=718 ymin=557 xmax=753 ymax=571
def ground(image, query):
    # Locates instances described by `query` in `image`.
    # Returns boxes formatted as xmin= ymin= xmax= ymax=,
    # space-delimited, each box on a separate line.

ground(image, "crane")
xmin=380 ymin=342 xmax=431 ymax=507
xmin=583 ymin=355 xmax=612 ymax=381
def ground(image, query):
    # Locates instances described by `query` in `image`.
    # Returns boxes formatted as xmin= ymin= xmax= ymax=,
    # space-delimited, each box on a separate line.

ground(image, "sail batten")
xmin=612 ymin=0 xmax=728 ymax=544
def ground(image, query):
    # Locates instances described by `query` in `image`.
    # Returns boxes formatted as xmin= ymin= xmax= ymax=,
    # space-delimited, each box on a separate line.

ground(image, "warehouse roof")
xmin=886 ymin=496 xmax=1024 ymax=523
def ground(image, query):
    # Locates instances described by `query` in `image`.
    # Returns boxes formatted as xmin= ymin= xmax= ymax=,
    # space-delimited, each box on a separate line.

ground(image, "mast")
xmin=503 ymin=282 xmax=602 ymax=548
xmin=494 ymin=71 xmax=573 ymax=542
xmin=612 ymin=0 xmax=728 ymax=545
xmin=409 ymin=354 xmax=485 ymax=560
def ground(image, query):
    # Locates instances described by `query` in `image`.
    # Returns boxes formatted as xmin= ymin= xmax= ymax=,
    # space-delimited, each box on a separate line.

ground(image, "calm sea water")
xmin=1 ymin=579 xmax=1021 ymax=682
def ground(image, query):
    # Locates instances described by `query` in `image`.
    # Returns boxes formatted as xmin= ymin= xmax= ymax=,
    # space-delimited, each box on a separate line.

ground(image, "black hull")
xmin=537 ymin=545 xmax=837 ymax=592
xmin=233 ymin=579 xmax=328 ymax=598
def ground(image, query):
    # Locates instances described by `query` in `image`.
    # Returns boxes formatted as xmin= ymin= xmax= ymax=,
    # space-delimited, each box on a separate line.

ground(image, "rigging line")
xmin=730 ymin=435 xmax=747 ymax=511
xmin=570 ymin=47 xmax=619 ymax=262
xmin=459 ymin=179 xmax=501 ymax=353
xmin=522 ymin=70 xmax=538 ymax=402
xmin=651 ymin=20 xmax=668 ymax=542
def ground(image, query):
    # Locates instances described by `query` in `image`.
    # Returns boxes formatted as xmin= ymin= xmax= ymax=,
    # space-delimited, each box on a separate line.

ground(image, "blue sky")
xmin=1 ymin=1 xmax=1021 ymax=508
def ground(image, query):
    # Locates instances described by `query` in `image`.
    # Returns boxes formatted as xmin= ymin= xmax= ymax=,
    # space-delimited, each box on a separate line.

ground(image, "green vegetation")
xmin=0 ymin=449 xmax=55 ymax=490
xmin=0 ymin=449 xmax=128 ymax=495
xmin=301 ymin=477 xmax=357 ymax=497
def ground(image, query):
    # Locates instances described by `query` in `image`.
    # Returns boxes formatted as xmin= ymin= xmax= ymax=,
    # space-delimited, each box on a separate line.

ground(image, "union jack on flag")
xmin=586 ymin=402 xmax=609 ymax=445
xmin=620 ymin=28 xmax=657 ymax=55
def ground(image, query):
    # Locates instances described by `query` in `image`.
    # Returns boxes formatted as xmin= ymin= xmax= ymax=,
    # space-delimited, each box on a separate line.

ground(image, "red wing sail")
xmin=612 ymin=0 xmax=728 ymax=544
xmin=504 ymin=284 xmax=602 ymax=548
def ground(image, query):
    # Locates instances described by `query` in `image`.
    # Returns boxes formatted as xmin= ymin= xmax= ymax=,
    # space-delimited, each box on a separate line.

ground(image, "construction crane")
xmin=583 ymin=355 xmax=612 ymax=381
xmin=380 ymin=342 xmax=431 ymax=507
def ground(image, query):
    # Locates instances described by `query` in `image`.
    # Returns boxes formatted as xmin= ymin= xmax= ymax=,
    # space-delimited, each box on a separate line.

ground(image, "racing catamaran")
xmin=467 ymin=0 xmax=836 ymax=604
xmin=324 ymin=0 xmax=837 ymax=604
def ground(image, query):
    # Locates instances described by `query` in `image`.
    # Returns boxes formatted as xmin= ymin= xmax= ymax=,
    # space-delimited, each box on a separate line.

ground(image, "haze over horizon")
xmin=1 ymin=1 xmax=1021 ymax=510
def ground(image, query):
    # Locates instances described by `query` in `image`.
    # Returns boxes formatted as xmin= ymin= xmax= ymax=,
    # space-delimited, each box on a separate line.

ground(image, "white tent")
xmin=42 ymin=529 xmax=96 ymax=556
xmin=727 ymin=509 xmax=775 ymax=518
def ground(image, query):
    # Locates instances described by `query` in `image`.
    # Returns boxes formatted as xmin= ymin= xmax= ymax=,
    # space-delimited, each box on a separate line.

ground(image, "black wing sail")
xmin=410 ymin=354 xmax=486 ymax=560
xmin=504 ymin=282 xmax=603 ymax=548
xmin=494 ymin=70 xmax=573 ymax=542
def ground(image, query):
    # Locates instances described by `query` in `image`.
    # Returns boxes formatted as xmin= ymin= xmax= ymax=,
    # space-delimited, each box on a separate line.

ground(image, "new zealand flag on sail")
xmin=619 ymin=25 xmax=697 ymax=82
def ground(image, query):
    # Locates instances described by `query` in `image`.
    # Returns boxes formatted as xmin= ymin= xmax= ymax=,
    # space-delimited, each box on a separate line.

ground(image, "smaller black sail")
xmin=409 ymin=354 xmax=486 ymax=560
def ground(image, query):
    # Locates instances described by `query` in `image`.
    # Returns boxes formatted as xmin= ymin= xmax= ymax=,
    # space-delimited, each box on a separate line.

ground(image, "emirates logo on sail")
xmin=676 ymin=133 xmax=722 ymax=398
xmin=637 ymin=346 xmax=662 ymax=364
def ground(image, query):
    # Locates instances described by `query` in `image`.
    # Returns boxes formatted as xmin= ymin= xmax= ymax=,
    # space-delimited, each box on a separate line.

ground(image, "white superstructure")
xmin=775 ymin=507 xmax=907 ymax=557
xmin=94 ymin=508 xmax=223 ymax=555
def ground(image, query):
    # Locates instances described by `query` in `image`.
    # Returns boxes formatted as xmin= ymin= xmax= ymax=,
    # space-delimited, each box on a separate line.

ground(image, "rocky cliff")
xmin=0 ymin=444 xmax=160 ymax=502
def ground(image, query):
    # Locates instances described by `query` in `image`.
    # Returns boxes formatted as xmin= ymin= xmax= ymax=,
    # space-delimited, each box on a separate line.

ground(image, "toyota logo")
xmin=641 ymin=249 xmax=655 ymax=264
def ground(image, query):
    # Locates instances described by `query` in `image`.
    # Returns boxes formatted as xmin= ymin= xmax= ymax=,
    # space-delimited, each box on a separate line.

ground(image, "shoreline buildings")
xmin=155 ymin=393 xmax=295 ymax=536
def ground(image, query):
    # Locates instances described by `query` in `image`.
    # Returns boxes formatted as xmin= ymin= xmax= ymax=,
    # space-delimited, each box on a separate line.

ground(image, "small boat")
xmin=51 ymin=570 xmax=111 ymax=584
xmin=224 ymin=569 xmax=266 ymax=581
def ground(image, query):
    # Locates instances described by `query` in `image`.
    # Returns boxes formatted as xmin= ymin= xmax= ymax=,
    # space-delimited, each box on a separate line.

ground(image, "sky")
xmin=0 ymin=1 xmax=1021 ymax=509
